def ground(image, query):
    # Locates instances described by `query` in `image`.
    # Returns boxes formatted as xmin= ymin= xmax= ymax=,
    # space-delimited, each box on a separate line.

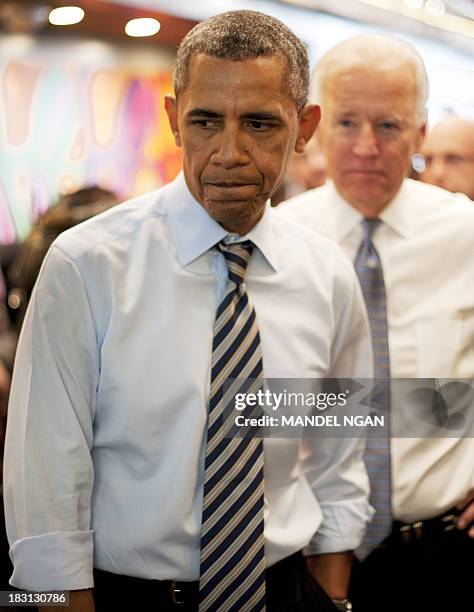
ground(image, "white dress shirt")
xmin=278 ymin=178 xmax=474 ymax=523
xmin=4 ymin=172 xmax=373 ymax=591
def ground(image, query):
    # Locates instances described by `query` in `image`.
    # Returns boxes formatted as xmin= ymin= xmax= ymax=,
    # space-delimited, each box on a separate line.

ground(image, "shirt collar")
xmin=165 ymin=171 xmax=278 ymax=271
xmin=327 ymin=179 xmax=413 ymax=239
xmin=378 ymin=180 xmax=413 ymax=238
xmin=324 ymin=181 xmax=362 ymax=242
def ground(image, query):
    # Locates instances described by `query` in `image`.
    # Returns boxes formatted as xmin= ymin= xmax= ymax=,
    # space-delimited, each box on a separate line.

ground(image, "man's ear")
xmin=294 ymin=104 xmax=321 ymax=154
xmin=164 ymin=94 xmax=182 ymax=147
xmin=415 ymin=121 xmax=427 ymax=150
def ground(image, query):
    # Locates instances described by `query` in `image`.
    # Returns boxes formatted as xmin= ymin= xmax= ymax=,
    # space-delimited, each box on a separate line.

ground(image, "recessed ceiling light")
xmin=425 ymin=0 xmax=446 ymax=17
xmin=125 ymin=17 xmax=161 ymax=38
xmin=49 ymin=6 xmax=85 ymax=26
xmin=403 ymin=0 xmax=423 ymax=9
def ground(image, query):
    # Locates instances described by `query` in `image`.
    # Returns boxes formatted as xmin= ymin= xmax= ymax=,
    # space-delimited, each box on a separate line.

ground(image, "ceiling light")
xmin=125 ymin=17 xmax=161 ymax=38
xmin=403 ymin=0 xmax=423 ymax=9
xmin=49 ymin=6 xmax=84 ymax=26
xmin=425 ymin=0 xmax=446 ymax=17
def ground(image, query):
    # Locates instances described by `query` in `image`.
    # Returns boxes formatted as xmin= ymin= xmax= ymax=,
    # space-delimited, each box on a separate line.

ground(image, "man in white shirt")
xmin=4 ymin=11 xmax=372 ymax=612
xmin=278 ymin=34 xmax=474 ymax=611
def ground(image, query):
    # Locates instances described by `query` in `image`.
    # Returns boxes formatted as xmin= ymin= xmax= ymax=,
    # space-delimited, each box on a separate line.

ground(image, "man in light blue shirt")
xmin=4 ymin=11 xmax=372 ymax=612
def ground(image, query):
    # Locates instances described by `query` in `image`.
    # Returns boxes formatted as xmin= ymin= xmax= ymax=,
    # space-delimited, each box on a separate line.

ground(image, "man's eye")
xmin=339 ymin=119 xmax=355 ymax=128
xmin=191 ymin=119 xmax=218 ymax=128
xmin=247 ymin=121 xmax=272 ymax=131
xmin=446 ymin=154 xmax=463 ymax=164
xmin=379 ymin=122 xmax=398 ymax=131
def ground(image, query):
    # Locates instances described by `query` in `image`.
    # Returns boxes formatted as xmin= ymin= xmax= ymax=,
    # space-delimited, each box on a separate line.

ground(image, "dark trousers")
xmin=93 ymin=552 xmax=338 ymax=611
xmin=349 ymin=525 xmax=474 ymax=612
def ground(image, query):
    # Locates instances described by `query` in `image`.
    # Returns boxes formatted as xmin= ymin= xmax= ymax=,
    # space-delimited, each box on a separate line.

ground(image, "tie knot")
xmin=217 ymin=240 xmax=253 ymax=285
xmin=362 ymin=218 xmax=381 ymax=243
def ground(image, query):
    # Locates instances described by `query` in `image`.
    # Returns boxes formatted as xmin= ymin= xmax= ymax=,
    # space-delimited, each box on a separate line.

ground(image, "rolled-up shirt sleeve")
xmin=3 ymin=245 xmax=98 ymax=591
xmin=303 ymin=270 xmax=375 ymax=555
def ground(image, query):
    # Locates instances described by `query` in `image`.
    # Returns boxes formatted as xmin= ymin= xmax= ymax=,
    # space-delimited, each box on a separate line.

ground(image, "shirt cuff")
xmin=9 ymin=530 xmax=94 ymax=591
xmin=303 ymin=500 xmax=375 ymax=555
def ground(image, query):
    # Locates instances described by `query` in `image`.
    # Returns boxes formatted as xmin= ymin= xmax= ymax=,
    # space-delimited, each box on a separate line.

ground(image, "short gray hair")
xmin=312 ymin=34 xmax=429 ymax=125
xmin=173 ymin=10 xmax=309 ymax=110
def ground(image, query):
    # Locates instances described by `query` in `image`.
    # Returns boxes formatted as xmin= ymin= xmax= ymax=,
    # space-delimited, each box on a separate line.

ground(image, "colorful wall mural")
xmin=0 ymin=37 xmax=182 ymax=243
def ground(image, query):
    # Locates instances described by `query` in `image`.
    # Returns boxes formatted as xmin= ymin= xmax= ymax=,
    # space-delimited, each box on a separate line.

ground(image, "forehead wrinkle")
xmin=323 ymin=64 xmax=418 ymax=119
xmin=185 ymin=54 xmax=288 ymax=100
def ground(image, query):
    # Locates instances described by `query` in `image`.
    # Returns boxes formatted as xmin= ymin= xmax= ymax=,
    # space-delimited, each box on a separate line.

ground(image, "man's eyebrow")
xmin=186 ymin=108 xmax=223 ymax=118
xmin=241 ymin=112 xmax=282 ymax=121
xmin=186 ymin=109 xmax=282 ymax=122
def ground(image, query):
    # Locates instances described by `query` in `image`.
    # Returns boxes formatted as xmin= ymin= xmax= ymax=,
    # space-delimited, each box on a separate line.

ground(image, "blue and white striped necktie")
xmin=354 ymin=219 xmax=392 ymax=560
xmin=199 ymin=240 xmax=265 ymax=611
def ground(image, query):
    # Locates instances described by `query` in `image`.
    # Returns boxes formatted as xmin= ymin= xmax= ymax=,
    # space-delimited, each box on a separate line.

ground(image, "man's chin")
xmin=203 ymin=184 xmax=261 ymax=201
xmin=204 ymin=196 xmax=263 ymax=212
xmin=206 ymin=197 xmax=254 ymax=205
xmin=203 ymin=198 xmax=266 ymax=233
xmin=337 ymin=182 xmax=390 ymax=210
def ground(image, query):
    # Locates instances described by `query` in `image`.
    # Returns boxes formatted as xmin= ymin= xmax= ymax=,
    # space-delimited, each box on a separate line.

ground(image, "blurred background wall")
xmin=0 ymin=37 xmax=182 ymax=241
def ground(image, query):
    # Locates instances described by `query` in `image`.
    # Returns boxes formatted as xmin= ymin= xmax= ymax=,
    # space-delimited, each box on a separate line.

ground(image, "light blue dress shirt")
xmin=4 ymin=172 xmax=373 ymax=591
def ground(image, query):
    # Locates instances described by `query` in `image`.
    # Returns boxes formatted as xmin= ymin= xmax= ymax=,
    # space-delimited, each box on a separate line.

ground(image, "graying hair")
xmin=312 ymin=34 xmax=429 ymax=125
xmin=173 ymin=10 xmax=309 ymax=110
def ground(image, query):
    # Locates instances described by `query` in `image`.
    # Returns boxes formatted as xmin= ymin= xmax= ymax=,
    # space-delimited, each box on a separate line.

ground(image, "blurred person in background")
xmin=0 ymin=244 xmax=19 ymax=371
xmin=272 ymin=132 xmax=326 ymax=204
xmin=0 ymin=244 xmax=21 ymax=604
xmin=0 ymin=186 xmax=118 ymax=597
xmin=0 ymin=243 xmax=19 ymax=451
xmin=7 ymin=187 xmax=119 ymax=333
xmin=0 ymin=244 xmax=19 ymax=590
xmin=278 ymin=34 xmax=474 ymax=612
xmin=420 ymin=117 xmax=474 ymax=200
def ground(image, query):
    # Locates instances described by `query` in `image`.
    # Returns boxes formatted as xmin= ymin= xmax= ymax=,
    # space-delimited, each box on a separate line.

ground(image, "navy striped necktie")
xmin=354 ymin=219 xmax=392 ymax=560
xmin=199 ymin=240 xmax=265 ymax=611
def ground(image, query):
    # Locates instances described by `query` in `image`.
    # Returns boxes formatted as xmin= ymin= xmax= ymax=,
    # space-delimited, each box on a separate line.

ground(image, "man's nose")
xmin=211 ymin=126 xmax=249 ymax=168
xmin=353 ymin=124 xmax=379 ymax=157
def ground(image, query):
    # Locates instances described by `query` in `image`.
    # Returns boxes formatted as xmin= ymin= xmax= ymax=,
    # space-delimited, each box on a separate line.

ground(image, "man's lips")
xmin=205 ymin=180 xmax=259 ymax=187
xmin=346 ymin=169 xmax=385 ymax=176
xmin=203 ymin=182 xmax=260 ymax=200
